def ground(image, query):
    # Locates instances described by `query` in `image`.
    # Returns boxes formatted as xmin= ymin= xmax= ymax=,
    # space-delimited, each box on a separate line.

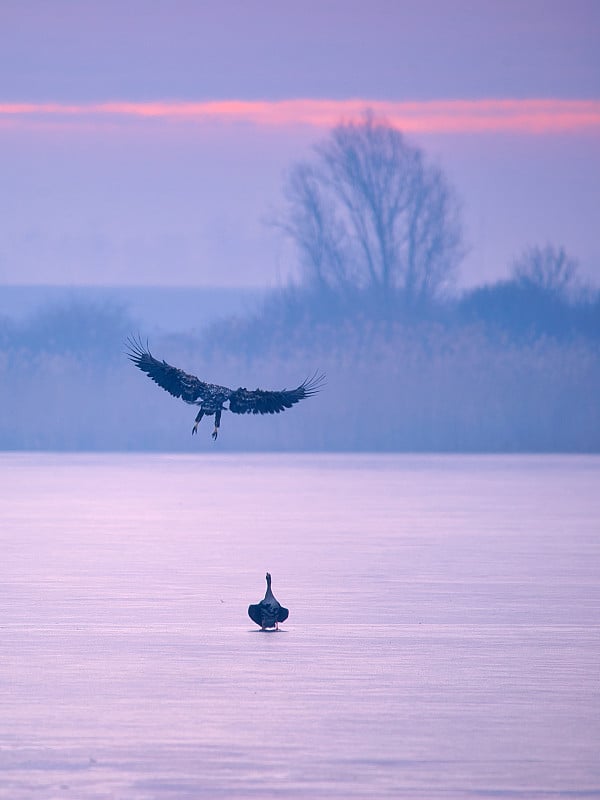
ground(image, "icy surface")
xmin=1 ymin=453 xmax=599 ymax=798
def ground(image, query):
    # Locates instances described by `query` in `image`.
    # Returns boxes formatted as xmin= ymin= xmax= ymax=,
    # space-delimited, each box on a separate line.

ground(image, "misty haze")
xmin=1 ymin=118 xmax=598 ymax=453
xmin=2 ymin=6 xmax=600 ymax=800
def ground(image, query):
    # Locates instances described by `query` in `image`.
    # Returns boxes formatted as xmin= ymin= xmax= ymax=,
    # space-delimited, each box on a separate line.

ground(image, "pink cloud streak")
xmin=1 ymin=98 xmax=599 ymax=134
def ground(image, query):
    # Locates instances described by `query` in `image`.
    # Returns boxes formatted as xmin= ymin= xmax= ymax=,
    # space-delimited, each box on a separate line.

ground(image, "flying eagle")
xmin=248 ymin=573 xmax=289 ymax=630
xmin=126 ymin=337 xmax=325 ymax=440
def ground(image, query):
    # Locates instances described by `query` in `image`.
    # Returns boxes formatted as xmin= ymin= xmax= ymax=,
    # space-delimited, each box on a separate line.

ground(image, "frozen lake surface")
xmin=1 ymin=453 xmax=599 ymax=799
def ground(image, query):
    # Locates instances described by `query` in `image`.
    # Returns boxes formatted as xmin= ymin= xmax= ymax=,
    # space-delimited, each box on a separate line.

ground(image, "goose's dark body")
xmin=126 ymin=336 xmax=324 ymax=440
xmin=248 ymin=573 xmax=289 ymax=630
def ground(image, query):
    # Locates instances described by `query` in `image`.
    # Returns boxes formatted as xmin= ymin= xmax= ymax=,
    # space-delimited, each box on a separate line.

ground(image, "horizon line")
xmin=1 ymin=98 xmax=600 ymax=134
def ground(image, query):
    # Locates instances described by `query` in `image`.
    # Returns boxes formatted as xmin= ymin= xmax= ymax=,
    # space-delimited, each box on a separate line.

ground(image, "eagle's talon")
xmin=212 ymin=429 xmax=218 ymax=440
xmin=192 ymin=425 xmax=198 ymax=435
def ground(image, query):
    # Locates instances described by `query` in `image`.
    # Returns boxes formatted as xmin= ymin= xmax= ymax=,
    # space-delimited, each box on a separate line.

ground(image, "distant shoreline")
xmin=0 ymin=284 xmax=268 ymax=332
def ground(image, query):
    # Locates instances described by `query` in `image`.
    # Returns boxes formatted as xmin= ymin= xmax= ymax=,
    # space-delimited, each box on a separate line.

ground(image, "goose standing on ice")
xmin=248 ymin=573 xmax=289 ymax=630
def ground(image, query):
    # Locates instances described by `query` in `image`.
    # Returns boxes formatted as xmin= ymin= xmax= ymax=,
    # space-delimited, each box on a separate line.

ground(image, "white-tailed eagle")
xmin=126 ymin=337 xmax=325 ymax=440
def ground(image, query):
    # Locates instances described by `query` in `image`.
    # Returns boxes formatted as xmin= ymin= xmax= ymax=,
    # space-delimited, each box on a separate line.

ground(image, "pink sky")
xmin=2 ymin=98 xmax=600 ymax=135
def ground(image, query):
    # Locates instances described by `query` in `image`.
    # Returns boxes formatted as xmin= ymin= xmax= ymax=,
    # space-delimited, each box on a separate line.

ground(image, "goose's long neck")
xmin=265 ymin=573 xmax=273 ymax=598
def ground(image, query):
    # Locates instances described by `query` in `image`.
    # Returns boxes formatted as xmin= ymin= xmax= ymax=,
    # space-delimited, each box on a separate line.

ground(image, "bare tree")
xmin=512 ymin=244 xmax=579 ymax=295
xmin=280 ymin=113 xmax=463 ymax=306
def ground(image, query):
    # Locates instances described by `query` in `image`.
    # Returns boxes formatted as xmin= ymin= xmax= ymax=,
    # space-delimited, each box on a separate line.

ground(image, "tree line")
xmin=201 ymin=112 xmax=598 ymax=354
xmin=1 ymin=112 xmax=598 ymax=360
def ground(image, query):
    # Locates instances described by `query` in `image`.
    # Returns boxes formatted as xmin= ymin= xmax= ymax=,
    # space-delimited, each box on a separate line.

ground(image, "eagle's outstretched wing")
xmin=126 ymin=336 xmax=230 ymax=404
xmin=228 ymin=372 xmax=326 ymax=415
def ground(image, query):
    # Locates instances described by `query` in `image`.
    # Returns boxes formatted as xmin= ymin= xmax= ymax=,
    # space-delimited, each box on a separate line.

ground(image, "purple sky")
xmin=1 ymin=0 xmax=599 ymax=288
